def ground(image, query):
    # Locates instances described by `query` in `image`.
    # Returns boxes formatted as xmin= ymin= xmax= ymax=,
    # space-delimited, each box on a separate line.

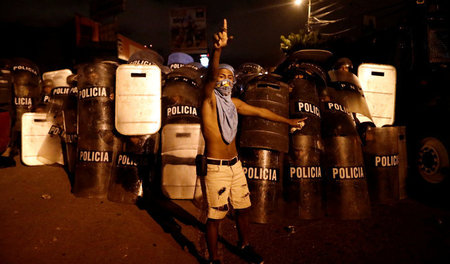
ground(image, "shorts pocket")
xmin=207 ymin=164 xmax=220 ymax=173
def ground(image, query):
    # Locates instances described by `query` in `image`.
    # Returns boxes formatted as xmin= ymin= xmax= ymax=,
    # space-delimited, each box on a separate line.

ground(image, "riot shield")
xmin=167 ymin=52 xmax=194 ymax=70
xmin=128 ymin=49 xmax=170 ymax=75
xmin=37 ymin=69 xmax=73 ymax=165
xmin=11 ymin=58 xmax=40 ymax=133
xmin=36 ymin=79 xmax=53 ymax=112
xmin=241 ymin=148 xmax=285 ymax=224
xmin=239 ymin=74 xmax=290 ymax=153
xmin=62 ymin=74 xmax=79 ymax=176
xmin=238 ymin=73 xmax=289 ymax=223
xmin=161 ymin=124 xmax=205 ymax=199
xmin=21 ymin=113 xmax=64 ymax=166
xmin=327 ymin=69 xmax=372 ymax=120
xmin=108 ymin=134 xmax=159 ymax=203
xmin=363 ymin=126 xmax=407 ymax=203
xmin=285 ymin=75 xmax=324 ymax=219
xmin=73 ymin=61 xmax=121 ymax=198
xmin=320 ymin=93 xmax=371 ymax=219
xmin=235 ymin=63 xmax=266 ymax=97
xmin=275 ymin=49 xmax=332 ymax=86
xmin=162 ymin=65 xmax=203 ymax=125
xmin=320 ymin=87 xmax=360 ymax=138
xmin=357 ymin=63 xmax=397 ymax=126
xmin=115 ymin=64 xmax=161 ymax=135
xmin=322 ymin=135 xmax=371 ymax=219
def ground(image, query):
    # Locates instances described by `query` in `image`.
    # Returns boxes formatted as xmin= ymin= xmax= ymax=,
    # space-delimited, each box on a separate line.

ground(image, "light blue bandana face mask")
xmin=214 ymin=78 xmax=238 ymax=144
xmin=215 ymin=78 xmax=234 ymax=97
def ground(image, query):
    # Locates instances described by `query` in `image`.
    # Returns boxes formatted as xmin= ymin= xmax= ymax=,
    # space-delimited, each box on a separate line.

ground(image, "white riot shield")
xmin=42 ymin=69 xmax=72 ymax=87
xmin=115 ymin=64 xmax=161 ymax=135
xmin=161 ymin=123 xmax=205 ymax=199
xmin=357 ymin=64 xmax=397 ymax=127
xmin=21 ymin=113 xmax=64 ymax=166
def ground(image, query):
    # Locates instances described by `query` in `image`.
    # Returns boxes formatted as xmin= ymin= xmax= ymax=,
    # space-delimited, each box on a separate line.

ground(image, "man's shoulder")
xmin=231 ymin=97 xmax=244 ymax=109
xmin=202 ymin=92 xmax=216 ymax=107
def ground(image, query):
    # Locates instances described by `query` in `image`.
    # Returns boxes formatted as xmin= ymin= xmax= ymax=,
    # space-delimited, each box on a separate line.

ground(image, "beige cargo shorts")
xmin=204 ymin=158 xmax=251 ymax=219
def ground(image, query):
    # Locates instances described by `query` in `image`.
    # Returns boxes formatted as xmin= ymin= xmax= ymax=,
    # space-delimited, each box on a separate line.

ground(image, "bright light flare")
xmin=294 ymin=0 xmax=302 ymax=6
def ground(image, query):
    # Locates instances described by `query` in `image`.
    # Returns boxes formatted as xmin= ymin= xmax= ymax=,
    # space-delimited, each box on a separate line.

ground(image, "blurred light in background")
xmin=200 ymin=54 xmax=209 ymax=67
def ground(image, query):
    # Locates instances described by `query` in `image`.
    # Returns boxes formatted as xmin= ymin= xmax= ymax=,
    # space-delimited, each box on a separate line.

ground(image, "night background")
xmin=0 ymin=0 xmax=421 ymax=70
xmin=1 ymin=1 xmax=450 ymax=264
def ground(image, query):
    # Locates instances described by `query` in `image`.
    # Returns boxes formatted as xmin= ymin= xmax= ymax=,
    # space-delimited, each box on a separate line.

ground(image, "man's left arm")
xmin=232 ymin=98 xmax=306 ymax=127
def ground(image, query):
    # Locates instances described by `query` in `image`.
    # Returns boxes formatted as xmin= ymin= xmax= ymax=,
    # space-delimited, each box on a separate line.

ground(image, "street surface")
xmin=1 ymin=156 xmax=450 ymax=264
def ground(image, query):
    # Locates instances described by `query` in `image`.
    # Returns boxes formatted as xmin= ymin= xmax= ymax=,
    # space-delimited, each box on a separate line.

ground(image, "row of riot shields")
xmin=238 ymin=50 xmax=406 ymax=223
xmin=1 ymin=50 xmax=406 ymax=224
xmin=3 ymin=50 xmax=208 ymax=205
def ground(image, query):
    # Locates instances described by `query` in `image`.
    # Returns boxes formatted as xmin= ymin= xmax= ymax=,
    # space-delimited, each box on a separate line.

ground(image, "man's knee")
xmin=235 ymin=207 xmax=251 ymax=216
xmin=208 ymin=204 xmax=229 ymax=219
xmin=206 ymin=217 xmax=222 ymax=228
xmin=213 ymin=204 xmax=228 ymax=212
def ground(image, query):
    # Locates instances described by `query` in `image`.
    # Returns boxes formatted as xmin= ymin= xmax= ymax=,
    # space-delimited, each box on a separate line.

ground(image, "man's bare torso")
xmin=201 ymin=96 xmax=238 ymax=159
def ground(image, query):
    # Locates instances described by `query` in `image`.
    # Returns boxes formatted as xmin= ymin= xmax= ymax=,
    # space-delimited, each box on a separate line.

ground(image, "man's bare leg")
xmin=206 ymin=218 xmax=221 ymax=262
xmin=235 ymin=208 xmax=250 ymax=246
xmin=235 ymin=208 xmax=264 ymax=263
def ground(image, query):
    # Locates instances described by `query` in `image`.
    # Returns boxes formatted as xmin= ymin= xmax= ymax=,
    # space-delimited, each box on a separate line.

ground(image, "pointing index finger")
xmin=223 ymin=19 xmax=228 ymax=32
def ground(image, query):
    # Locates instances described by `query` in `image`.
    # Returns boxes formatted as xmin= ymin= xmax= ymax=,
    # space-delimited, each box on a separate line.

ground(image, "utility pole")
xmin=306 ymin=0 xmax=312 ymax=32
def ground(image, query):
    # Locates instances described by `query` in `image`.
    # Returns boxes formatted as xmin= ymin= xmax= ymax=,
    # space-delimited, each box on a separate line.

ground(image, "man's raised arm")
xmin=204 ymin=19 xmax=229 ymax=99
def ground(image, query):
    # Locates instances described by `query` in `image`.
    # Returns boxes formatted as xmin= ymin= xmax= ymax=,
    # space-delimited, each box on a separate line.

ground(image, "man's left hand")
xmin=289 ymin=117 xmax=307 ymax=133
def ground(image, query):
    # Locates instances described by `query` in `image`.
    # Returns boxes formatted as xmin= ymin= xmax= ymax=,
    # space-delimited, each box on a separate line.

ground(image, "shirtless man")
xmin=201 ymin=19 xmax=306 ymax=264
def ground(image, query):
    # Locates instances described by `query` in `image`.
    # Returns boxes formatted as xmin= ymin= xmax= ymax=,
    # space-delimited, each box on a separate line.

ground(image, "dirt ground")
xmin=1 ymin=156 xmax=450 ymax=264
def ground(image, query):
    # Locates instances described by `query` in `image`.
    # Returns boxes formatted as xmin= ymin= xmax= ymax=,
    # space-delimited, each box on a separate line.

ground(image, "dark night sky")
xmin=0 ymin=0 xmax=408 ymax=69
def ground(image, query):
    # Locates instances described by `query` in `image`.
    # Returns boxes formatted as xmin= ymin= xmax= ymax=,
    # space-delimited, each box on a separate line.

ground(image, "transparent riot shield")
xmin=235 ymin=63 xmax=265 ymax=97
xmin=11 ymin=58 xmax=40 ymax=133
xmin=285 ymin=75 xmax=324 ymax=220
xmin=108 ymin=134 xmax=159 ymax=204
xmin=162 ymin=65 xmax=204 ymax=125
xmin=73 ymin=61 xmax=121 ymax=198
xmin=37 ymin=69 xmax=72 ymax=165
xmin=327 ymin=69 xmax=372 ymax=120
xmin=275 ymin=49 xmax=332 ymax=86
xmin=239 ymin=74 xmax=290 ymax=153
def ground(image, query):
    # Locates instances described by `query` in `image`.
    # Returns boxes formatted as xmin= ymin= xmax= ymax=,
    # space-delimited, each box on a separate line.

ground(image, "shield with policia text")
xmin=108 ymin=134 xmax=159 ymax=204
xmin=321 ymin=84 xmax=371 ymax=219
xmin=73 ymin=61 xmax=121 ymax=198
xmin=162 ymin=63 xmax=204 ymax=126
xmin=160 ymin=63 xmax=205 ymax=200
xmin=239 ymin=73 xmax=290 ymax=223
xmin=11 ymin=58 xmax=40 ymax=136
xmin=286 ymin=66 xmax=325 ymax=220
xmin=37 ymin=69 xmax=73 ymax=165
xmin=275 ymin=50 xmax=331 ymax=220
